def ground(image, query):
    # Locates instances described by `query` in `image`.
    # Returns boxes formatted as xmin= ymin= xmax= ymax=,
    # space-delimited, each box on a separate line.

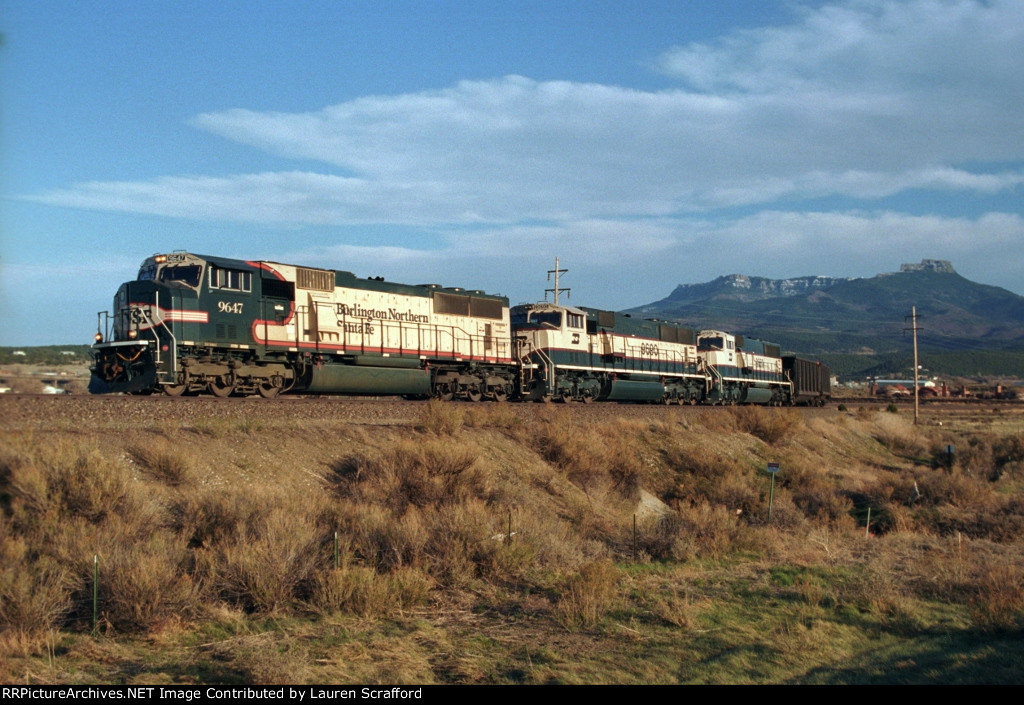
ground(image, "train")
xmin=89 ymin=252 xmax=831 ymax=406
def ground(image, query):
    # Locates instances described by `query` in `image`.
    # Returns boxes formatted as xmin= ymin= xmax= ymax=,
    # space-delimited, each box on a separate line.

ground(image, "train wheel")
xmin=559 ymin=392 xmax=573 ymax=403
xmin=209 ymin=378 xmax=235 ymax=398
xmin=581 ymin=392 xmax=594 ymax=404
xmin=467 ymin=388 xmax=482 ymax=402
xmin=163 ymin=384 xmax=188 ymax=397
xmin=257 ymin=383 xmax=281 ymax=399
xmin=492 ymin=387 xmax=508 ymax=403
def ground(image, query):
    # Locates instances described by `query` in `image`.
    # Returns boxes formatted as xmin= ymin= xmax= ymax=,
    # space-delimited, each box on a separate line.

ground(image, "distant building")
xmin=870 ymin=379 xmax=939 ymax=396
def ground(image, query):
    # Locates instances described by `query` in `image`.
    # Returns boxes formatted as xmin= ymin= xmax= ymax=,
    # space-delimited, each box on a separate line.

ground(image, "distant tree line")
xmin=820 ymin=349 xmax=1024 ymax=381
xmin=0 ymin=345 xmax=92 ymax=366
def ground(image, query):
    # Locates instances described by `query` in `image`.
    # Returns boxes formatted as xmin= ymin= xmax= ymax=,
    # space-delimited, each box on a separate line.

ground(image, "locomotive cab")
xmin=697 ymin=330 xmax=737 ymax=367
xmin=91 ymin=252 xmax=270 ymax=395
xmin=91 ymin=253 xmax=209 ymax=393
xmin=697 ymin=329 xmax=790 ymax=405
xmin=511 ymin=302 xmax=591 ymax=401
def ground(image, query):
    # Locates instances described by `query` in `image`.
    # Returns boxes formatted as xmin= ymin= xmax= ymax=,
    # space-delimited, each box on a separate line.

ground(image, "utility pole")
xmin=905 ymin=306 xmax=921 ymax=425
xmin=545 ymin=257 xmax=570 ymax=304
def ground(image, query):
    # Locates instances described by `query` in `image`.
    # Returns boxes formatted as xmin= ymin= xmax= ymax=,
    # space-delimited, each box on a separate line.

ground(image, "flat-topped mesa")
xmin=899 ymin=259 xmax=956 ymax=274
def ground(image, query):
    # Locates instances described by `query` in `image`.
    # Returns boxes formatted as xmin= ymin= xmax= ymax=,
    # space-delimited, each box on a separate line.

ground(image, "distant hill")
xmin=625 ymin=260 xmax=1024 ymax=378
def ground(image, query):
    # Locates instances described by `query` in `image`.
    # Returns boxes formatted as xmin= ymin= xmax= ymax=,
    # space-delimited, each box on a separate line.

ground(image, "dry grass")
xmin=556 ymin=560 xmax=620 ymax=631
xmin=969 ymin=561 xmax=1024 ymax=632
xmin=727 ymin=406 xmax=803 ymax=445
xmin=417 ymin=399 xmax=464 ymax=436
xmin=2 ymin=401 xmax=1024 ymax=683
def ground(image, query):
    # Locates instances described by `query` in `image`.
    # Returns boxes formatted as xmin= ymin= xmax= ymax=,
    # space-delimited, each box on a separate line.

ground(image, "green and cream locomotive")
xmin=91 ymin=252 xmax=515 ymax=399
xmin=512 ymin=302 xmax=707 ymax=404
xmin=696 ymin=330 xmax=792 ymax=405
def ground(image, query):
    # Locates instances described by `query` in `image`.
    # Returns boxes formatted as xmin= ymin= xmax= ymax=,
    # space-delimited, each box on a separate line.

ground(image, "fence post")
xmin=632 ymin=514 xmax=637 ymax=563
xmin=92 ymin=554 xmax=98 ymax=635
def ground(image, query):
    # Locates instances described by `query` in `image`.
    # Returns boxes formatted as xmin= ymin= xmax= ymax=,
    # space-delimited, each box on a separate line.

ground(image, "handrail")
xmin=139 ymin=292 xmax=177 ymax=381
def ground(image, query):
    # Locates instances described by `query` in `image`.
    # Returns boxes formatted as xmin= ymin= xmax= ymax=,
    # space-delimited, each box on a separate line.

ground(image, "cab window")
xmin=209 ymin=265 xmax=252 ymax=292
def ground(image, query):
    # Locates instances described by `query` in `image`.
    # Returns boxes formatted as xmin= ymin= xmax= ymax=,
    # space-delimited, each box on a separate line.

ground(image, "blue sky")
xmin=2 ymin=0 xmax=1022 ymax=345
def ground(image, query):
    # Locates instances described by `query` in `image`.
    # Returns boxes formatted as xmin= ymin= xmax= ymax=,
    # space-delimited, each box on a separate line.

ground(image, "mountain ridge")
xmin=624 ymin=260 xmax=1024 ymax=371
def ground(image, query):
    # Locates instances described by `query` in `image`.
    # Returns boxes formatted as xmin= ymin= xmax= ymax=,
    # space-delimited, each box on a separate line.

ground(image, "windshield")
xmin=698 ymin=336 xmax=724 ymax=351
xmin=531 ymin=312 xmax=562 ymax=328
xmin=159 ymin=265 xmax=203 ymax=288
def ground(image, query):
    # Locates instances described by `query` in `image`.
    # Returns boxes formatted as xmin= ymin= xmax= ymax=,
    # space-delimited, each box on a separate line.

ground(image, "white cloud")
xmin=16 ymin=0 xmax=1024 ymax=306
xmin=264 ymin=210 xmax=1024 ymax=310
xmin=24 ymin=1 xmax=1024 ymax=224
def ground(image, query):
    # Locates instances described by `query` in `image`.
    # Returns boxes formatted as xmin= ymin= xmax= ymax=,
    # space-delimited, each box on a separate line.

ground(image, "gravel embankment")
xmin=0 ymin=393 xmax=854 ymax=433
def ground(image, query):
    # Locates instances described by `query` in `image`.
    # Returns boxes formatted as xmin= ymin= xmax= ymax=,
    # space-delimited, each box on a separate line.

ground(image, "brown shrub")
xmin=663 ymin=444 xmax=761 ymax=516
xmin=0 ymin=532 xmax=72 ymax=636
xmin=331 ymin=440 xmax=485 ymax=513
xmin=696 ymin=409 xmax=738 ymax=433
xmin=871 ymin=414 xmax=929 ymax=458
xmin=417 ymin=399 xmax=464 ymax=436
xmin=421 ymin=500 xmax=495 ymax=586
xmin=992 ymin=433 xmax=1024 ymax=480
xmin=200 ymin=505 xmax=326 ymax=613
xmin=778 ymin=457 xmax=853 ymax=522
xmin=915 ymin=468 xmax=992 ymax=509
xmin=647 ymin=584 xmax=705 ymax=629
xmin=463 ymin=404 xmax=521 ymax=430
xmin=639 ymin=501 xmax=742 ymax=561
xmin=728 ymin=406 xmax=803 ymax=445
xmin=969 ymin=562 xmax=1024 ymax=633
xmin=556 ymin=560 xmax=619 ymax=631
xmin=128 ymin=441 xmax=194 ymax=487
xmin=3 ymin=442 xmax=153 ymax=527
xmin=521 ymin=416 xmax=637 ymax=498
xmin=336 ymin=502 xmax=429 ymax=572
xmin=93 ymin=529 xmax=199 ymax=632
xmin=311 ymin=565 xmax=433 ymax=618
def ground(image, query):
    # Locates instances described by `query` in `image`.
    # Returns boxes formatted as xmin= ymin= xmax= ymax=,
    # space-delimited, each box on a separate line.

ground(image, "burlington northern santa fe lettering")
xmin=335 ymin=303 xmax=429 ymax=324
